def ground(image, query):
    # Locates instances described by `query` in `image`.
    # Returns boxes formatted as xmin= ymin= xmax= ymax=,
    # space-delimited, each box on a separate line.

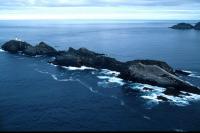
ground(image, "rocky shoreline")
xmin=1 ymin=40 xmax=200 ymax=97
xmin=170 ymin=22 xmax=200 ymax=30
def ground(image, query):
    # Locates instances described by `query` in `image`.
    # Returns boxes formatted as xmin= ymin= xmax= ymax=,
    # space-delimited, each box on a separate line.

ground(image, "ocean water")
xmin=0 ymin=20 xmax=200 ymax=131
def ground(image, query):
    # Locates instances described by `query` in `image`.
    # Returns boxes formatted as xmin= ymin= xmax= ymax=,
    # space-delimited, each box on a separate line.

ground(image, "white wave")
xmin=51 ymin=74 xmax=74 ymax=82
xmin=158 ymin=92 xmax=200 ymax=106
xmin=76 ymin=79 xmax=98 ymax=93
xmin=91 ymin=71 xmax=96 ymax=75
xmin=0 ymin=49 xmax=5 ymax=52
xmin=143 ymin=116 xmax=151 ymax=120
xmin=97 ymin=76 xmax=125 ymax=86
xmin=97 ymin=81 xmax=111 ymax=88
xmin=35 ymin=69 xmax=50 ymax=74
xmin=50 ymin=63 xmax=58 ymax=67
xmin=129 ymin=82 xmax=200 ymax=107
xmin=62 ymin=66 xmax=96 ymax=71
xmin=142 ymin=89 xmax=200 ymax=107
xmin=141 ymin=94 xmax=161 ymax=102
xmin=51 ymin=74 xmax=58 ymax=80
xmin=182 ymin=70 xmax=193 ymax=74
xmin=181 ymin=70 xmax=200 ymax=79
xmin=130 ymin=83 xmax=166 ymax=93
xmin=100 ymin=69 xmax=120 ymax=76
xmin=35 ymin=68 xmax=100 ymax=95
xmin=189 ymin=74 xmax=200 ymax=78
xmin=50 ymin=64 xmax=96 ymax=71
xmin=34 ymin=55 xmax=43 ymax=58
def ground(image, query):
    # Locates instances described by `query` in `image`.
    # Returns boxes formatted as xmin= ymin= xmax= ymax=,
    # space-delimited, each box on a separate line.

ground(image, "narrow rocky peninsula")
xmin=1 ymin=40 xmax=200 ymax=96
xmin=194 ymin=22 xmax=200 ymax=30
xmin=170 ymin=22 xmax=200 ymax=30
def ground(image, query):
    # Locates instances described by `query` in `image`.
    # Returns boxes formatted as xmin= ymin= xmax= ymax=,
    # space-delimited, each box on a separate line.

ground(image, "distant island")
xmin=1 ymin=40 xmax=200 ymax=101
xmin=170 ymin=22 xmax=200 ymax=30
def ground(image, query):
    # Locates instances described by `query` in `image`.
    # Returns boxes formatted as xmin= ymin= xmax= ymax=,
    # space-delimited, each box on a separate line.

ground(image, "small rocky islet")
xmin=170 ymin=22 xmax=200 ymax=30
xmin=1 ymin=40 xmax=200 ymax=99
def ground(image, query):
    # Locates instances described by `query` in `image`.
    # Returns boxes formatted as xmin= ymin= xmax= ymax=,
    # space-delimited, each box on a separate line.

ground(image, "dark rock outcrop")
xmin=170 ymin=23 xmax=194 ymax=30
xmin=1 ymin=40 xmax=57 ymax=56
xmin=51 ymin=47 xmax=124 ymax=72
xmin=23 ymin=42 xmax=57 ymax=56
xmin=1 ymin=40 xmax=31 ymax=53
xmin=194 ymin=22 xmax=200 ymax=30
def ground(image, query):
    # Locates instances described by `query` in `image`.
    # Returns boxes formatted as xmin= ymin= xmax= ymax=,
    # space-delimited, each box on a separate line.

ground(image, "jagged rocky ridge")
xmin=170 ymin=22 xmax=200 ymax=30
xmin=1 ymin=40 xmax=200 ymax=97
xmin=1 ymin=40 xmax=57 ymax=56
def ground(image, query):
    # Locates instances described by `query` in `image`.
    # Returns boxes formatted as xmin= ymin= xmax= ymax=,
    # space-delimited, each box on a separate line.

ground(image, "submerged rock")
xmin=194 ymin=22 xmax=200 ymax=30
xmin=170 ymin=23 xmax=194 ymax=30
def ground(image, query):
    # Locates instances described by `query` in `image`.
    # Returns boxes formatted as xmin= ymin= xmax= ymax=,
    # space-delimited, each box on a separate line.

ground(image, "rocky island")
xmin=170 ymin=22 xmax=200 ymax=30
xmin=170 ymin=23 xmax=194 ymax=30
xmin=1 ymin=40 xmax=200 ymax=97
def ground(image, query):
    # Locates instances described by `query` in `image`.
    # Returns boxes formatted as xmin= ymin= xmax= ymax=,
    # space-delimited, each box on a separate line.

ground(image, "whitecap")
xmin=0 ymin=49 xmax=5 ymax=52
xmin=143 ymin=116 xmax=151 ymax=120
xmin=129 ymin=82 xmax=200 ymax=107
xmin=97 ymin=76 xmax=125 ymax=86
xmin=35 ymin=69 xmax=50 ymax=74
xmin=142 ymin=89 xmax=200 ymax=107
xmin=182 ymin=70 xmax=193 ymax=74
xmin=62 ymin=66 xmax=96 ymax=71
xmin=50 ymin=63 xmax=58 ymax=67
xmin=51 ymin=74 xmax=58 ymax=80
xmin=189 ymin=74 xmax=200 ymax=78
xmin=76 ymin=79 xmax=98 ymax=93
xmin=130 ymin=83 xmax=166 ymax=93
xmin=97 ymin=81 xmax=110 ymax=88
xmin=35 ymin=68 xmax=73 ymax=82
xmin=34 ymin=55 xmax=43 ymax=58
xmin=181 ymin=70 xmax=200 ymax=79
xmin=100 ymin=69 xmax=120 ymax=76
xmin=51 ymin=74 xmax=74 ymax=82
xmin=161 ymin=94 xmax=190 ymax=106
xmin=141 ymin=94 xmax=162 ymax=102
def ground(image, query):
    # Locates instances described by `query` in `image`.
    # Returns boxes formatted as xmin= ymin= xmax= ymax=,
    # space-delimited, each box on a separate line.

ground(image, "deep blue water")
xmin=0 ymin=20 xmax=200 ymax=131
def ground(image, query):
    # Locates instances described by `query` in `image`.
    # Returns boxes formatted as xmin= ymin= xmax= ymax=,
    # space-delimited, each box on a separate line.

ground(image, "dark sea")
xmin=0 ymin=20 xmax=200 ymax=131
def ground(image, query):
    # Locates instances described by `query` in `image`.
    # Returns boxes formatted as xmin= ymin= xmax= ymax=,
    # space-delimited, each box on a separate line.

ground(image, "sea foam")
xmin=100 ymin=69 xmax=120 ymax=76
xmin=61 ymin=66 xmax=96 ymax=71
xmin=182 ymin=70 xmax=200 ymax=79
xmin=97 ymin=76 xmax=125 ymax=86
xmin=130 ymin=82 xmax=200 ymax=106
xmin=0 ymin=49 xmax=5 ymax=52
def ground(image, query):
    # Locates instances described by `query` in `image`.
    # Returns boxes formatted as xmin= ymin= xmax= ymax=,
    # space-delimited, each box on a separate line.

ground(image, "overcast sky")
xmin=0 ymin=0 xmax=200 ymax=20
